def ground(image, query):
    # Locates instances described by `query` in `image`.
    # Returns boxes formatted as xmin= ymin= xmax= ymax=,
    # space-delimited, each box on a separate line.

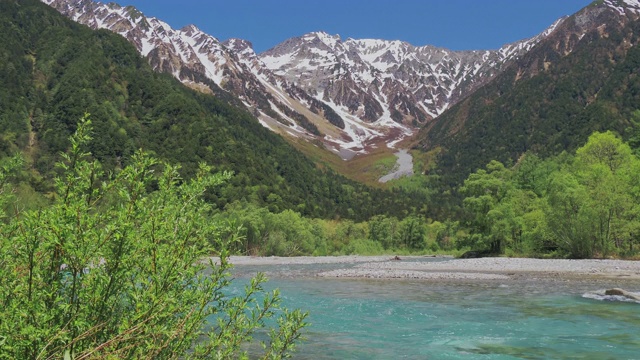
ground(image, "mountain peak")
xmin=540 ymin=16 xmax=567 ymax=38
xmin=302 ymin=31 xmax=342 ymax=48
xmin=223 ymin=38 xmax=255 ymax=57
xmin=180 ymin=24 xmax=201 ymax=33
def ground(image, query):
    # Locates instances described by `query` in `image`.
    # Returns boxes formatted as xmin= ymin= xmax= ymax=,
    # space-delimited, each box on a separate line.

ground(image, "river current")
xmin=230 ymin=259 xmax=640 ymax=359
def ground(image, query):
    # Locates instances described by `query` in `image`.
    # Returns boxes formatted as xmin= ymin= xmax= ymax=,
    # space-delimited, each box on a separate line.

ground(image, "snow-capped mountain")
xmin=42 ymin=0 xmax=572 ymax=158
xmin=260 ymin=23 xmax=564 ymax=125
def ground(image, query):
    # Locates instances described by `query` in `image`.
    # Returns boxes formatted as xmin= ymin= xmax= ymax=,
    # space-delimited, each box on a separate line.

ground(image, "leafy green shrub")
xmin=0 ymin=117 xmax=307 ymax=359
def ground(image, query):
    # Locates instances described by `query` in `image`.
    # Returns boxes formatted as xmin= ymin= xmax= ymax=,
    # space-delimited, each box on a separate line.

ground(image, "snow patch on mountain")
xmin=605 ymin=0 xmax=640 ymax=15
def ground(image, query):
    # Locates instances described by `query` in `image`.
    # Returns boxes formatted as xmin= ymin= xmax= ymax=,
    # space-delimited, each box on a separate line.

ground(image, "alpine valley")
xmin=0 ymin=0 xmax=435 ymax=221
xmin=42 ymin=0 xmax=564 ymax=160
xmin=2 ymin=0 xmax=640 ymax=253
xmin=5 ymin=1 xmax=640 ymax=357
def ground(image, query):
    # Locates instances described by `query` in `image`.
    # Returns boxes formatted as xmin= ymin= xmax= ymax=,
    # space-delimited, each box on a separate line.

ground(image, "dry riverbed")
xmin=226 ymin=256 xmax=640 ymax=281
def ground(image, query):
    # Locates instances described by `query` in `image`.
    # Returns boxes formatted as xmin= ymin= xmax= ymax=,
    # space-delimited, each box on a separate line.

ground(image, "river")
xmin=231 ymin=259 xmax=640 ymax=359
xmin=379 ymin=149 xmax=414 ymax=183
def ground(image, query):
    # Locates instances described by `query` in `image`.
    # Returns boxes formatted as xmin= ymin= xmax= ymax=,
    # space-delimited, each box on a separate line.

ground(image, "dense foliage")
xmin=0 ymin=0 xmax=426 ymax=221
xmin=213 ymin=132 xmax=640 ymax=259
xmin=457 ymin=131 xmax=640 ymax=258
xmin=213 ymin=203 xmax=450 ymax=256
xmin=0 ymin=118 xmax=307 ymax=359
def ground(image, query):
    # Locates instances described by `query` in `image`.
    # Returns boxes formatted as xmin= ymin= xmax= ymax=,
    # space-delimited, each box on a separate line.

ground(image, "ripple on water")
xmin=582 ymin=289 xmax=640 ymax=304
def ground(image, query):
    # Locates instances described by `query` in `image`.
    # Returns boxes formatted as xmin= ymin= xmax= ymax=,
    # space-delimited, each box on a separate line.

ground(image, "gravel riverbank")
xmin=227 ymin=256 xmax=640 ymax=280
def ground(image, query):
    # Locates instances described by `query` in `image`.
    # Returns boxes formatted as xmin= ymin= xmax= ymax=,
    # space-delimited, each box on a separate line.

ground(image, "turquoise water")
xmin=231 ymin=260 xmax=640 ymax=359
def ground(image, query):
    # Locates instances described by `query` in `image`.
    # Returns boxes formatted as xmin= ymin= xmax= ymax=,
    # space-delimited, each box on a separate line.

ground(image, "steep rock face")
xmin=42 ymin=0 xmax=566 ymax=157
xmin=417 ymin=0 xmax=640 ymax=184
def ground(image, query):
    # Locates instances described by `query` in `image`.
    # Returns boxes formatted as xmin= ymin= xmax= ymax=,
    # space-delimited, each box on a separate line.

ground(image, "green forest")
xmin=0 ymin=118 xmax=308 ymax=358
xmin=213 ymin=131 xmax=640 ymax=259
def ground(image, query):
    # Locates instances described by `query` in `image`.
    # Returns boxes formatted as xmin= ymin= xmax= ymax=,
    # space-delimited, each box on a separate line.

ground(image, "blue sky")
xmin=121 ymin=0 xmax=592 ymax=53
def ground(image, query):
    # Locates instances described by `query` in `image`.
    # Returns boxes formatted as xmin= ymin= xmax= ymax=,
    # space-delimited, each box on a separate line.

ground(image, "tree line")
xmin=215 ymin=131 xmax=640 ymax=259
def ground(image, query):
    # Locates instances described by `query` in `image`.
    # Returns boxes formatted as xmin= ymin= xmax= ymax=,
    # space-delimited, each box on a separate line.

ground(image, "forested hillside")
xmin=418 ymin=2 xmax=640 ymax=186
xmin=0 ymin=0 xmax=426 ymax=220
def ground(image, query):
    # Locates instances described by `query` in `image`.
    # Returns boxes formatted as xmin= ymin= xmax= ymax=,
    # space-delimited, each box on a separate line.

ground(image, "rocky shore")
xmin=227 ymin=256 xmax=640 ymax=280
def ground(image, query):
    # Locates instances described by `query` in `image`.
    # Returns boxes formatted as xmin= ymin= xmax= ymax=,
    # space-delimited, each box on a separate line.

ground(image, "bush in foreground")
xmin=0 ymin=117 xmax=307 ymax=359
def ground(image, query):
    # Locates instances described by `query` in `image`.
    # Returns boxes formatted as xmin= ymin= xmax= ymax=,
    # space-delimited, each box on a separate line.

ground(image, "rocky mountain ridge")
xmin=42 ymin=0 xmax=569 ymax=158
xmin=416 ymin=0 xmax=640 ymax=183
xmin=260 ymin=22 xmax=564 ymax=123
